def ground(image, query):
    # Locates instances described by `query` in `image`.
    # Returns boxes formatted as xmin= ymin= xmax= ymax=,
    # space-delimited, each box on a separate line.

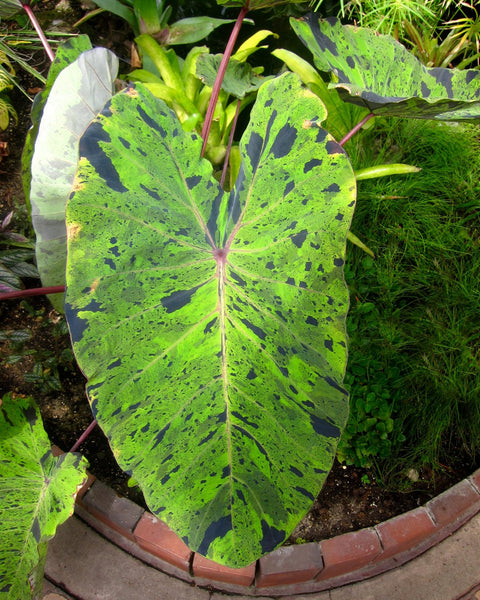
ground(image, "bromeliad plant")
xmin=3 ymin=1 xmax=480 ymax=578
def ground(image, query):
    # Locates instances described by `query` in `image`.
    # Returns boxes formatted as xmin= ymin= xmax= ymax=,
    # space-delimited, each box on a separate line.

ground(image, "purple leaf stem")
xmin=220 ymin=98 xmax=241 ymax=190
xmin=22 ymin=3 xmax=55 ymax=62
xmin=70 ymin=419 xmax=98 ymax=453
xmin=339 ymin=112 xmax=375 ymax=147
xmin=200 ymin=3 xmax=250 ymax=157
xmin=0 ymin=285 xmax=65 ymax=300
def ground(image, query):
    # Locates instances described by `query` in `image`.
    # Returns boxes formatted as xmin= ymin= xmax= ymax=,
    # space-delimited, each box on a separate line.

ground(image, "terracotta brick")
xmin=75 ymin=471 xmax=96 ymax=504
xmin=256 ymin=543 xmax=323 ymax=587
xmin=317 ymin=528 xmax=382 ymax=580
xmin=427 ymin=479 xmax=480 ymax=528
xmin=192 ymin=554 xmax=255 ymax=586
xmin=80 ymin=479 xmax=144 ymax=540
xmin=469 ymin=468 xmax=480 ymax=494
xmin=51 ymin=445 xmax=64 ymax=457
xmin=375 ymin=507 xmax=436 ymax=560
xmin=134 ymin=512 xmax=192 ymax=572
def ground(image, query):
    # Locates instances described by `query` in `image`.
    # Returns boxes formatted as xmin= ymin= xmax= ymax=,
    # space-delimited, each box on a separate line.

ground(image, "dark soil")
xmin=0 ymin=4 xmax=477 ymax=546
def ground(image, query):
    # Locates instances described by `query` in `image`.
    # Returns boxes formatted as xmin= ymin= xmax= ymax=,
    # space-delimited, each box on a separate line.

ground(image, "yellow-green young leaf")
xmin=0 ymin=394 xmax=87 ymax=600
xmin=64 ymin=73 xmax=356 ymax=567
xmin=0 ymin=96 xmax=15 ymax=130
xmin=355 ymin=163 xmax=421 ymax=180
xmin=291 ymin=16 xmax=480 ymax=121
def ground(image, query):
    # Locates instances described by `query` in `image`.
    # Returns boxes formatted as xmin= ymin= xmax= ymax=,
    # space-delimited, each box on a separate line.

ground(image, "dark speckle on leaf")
xmin=79 ymin=121 xmax=128 ymax=193
xmin=204 ymin=317 xmax=217 ymax=334
xmin=104 ymin=258 xmax=116 ymax=270
xmin=186 ymin=175 xmax=202 ymax=189
xmin=140 ymin=184 xmax=161 ymax=202
xmin=310 ymin=413 xmax=340 ymax=438
xmin=270 ymin=123 xmax=297 ymax=159
xmin=107 ymin=358 xmax=122 ymax=370
xmin=421 ymin=81 xmax=430 ymax=98
xmin=466 ymin=70 xmax=478 ymax=86
xmin=306 ymin=315 xmax=318 ymax=326
xmin=137 ymin=104 xmax=166 ymax=137
xmin=295 ymin=486 xmax=315 ymax=501
xmin=432 ymin=67 xmax=453 ymax=97
xmin=161 ymin=283 xmax=203 ymax=313
xmin=240 ymin=318 xmax=266 ymax=340
xmin=334 ymin=257 xmax=344 ymax=267
xmin=326 ymin=140 xmax=344 ymax=155
xmin=290 ymin=465 xmax=303 ymax=477
xmin=303 ymin=158 xmax=323 ymax=173
xmin=265 ymin=261 xmax=275 ymax=270
xmin=291 ymin=229 xmax=308 ymax=248
xmin=245 ymin=131 xmax=263 ymax=174
xmin=323 ymin=183 xmax=341 ymax=193
xmin=346 ymin=55 xmax=355 ymax=69
xmin=229 ymin=270 xmax=247 ymax=287
xmin=324 ymin=339 xmax=334 ymax=351
xmin=286 ymin=277 xmax=295 ymax=286
xmin=316 ymin=128 xmax=328 ymax=143
xmin=197 ymin=515 xmax=232 ymax=556
xmin=232 ymin=411 xmax=258 ymax=429
xmin=284 ymin=180 xmax=295 ymax=196
xmin=260 ymin=520 xmax=286 ymax=553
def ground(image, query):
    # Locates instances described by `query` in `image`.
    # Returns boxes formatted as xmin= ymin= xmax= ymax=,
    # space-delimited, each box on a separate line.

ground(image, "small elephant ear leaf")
xmin=65 ymin=73 xmax=355 ymax=567
xmin=30 ymin=47 xmax=118 ymax=311
xmin=291 ymin=16 xmax=480 ymax=121
xmin=196 ymin=54 xmax=271 ymax=98
xmin=0 ymin=394 xmax=88 ymax=600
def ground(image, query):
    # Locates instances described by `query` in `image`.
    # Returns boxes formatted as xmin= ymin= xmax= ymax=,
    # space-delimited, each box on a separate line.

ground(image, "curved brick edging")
xmin=73 ymin=468 xmax=480 ymax=597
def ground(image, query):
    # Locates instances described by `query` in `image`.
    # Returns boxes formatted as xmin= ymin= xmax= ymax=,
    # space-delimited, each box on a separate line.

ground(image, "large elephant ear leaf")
xmin=291 ymin=15 xmax=480 ymax=120
xmin=65 ymin=73 xmax=355 ymax=567
xmin=0 ymin=394 xmax=88 ymax=600
xmin=30 ymin=47 xmax=118 ymax=311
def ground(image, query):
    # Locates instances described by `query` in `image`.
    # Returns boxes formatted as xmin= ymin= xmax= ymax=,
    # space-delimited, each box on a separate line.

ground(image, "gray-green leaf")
xmin=30 ymin=47 xmax=118 ymax=311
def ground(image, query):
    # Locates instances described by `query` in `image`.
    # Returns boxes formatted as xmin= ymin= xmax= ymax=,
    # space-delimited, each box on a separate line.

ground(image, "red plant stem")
xmin=220 ymin=99 xmax=242 ymax=190
xmin=0 ymin=285 xmax=65 ymax=300
xmin=200 ymin=4 xmax=249 ymax=157
xmin=339 ymin=112 xmax=375 ymax=147
xmin=70 ymin=419 xmax=98 ymax=453
xmin=22 ymin=3 xmax=55 ymax=63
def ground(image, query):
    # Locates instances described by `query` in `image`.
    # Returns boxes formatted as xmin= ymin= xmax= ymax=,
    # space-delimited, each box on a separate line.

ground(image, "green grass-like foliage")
xmin=64 ymin=73 xmax=356 ymax=567
xmin=0 ymin=394 xmax=87 ymax=600
xmin=291 ymin=16 xmax=480 ymax=121
xmin=343 ymin=117 xmax=480 ymax=477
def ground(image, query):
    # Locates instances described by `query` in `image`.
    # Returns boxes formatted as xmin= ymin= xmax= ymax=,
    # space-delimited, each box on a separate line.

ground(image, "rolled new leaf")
xmin=0 ymin=394 xmax=87 ymax=600
xmin=291 ymin=16 xmax=480 ymax=121
xmin=30 ymin=47 xmax=118 ymax=311
xmin=65 ymin=73 xmax=356 ymax=567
